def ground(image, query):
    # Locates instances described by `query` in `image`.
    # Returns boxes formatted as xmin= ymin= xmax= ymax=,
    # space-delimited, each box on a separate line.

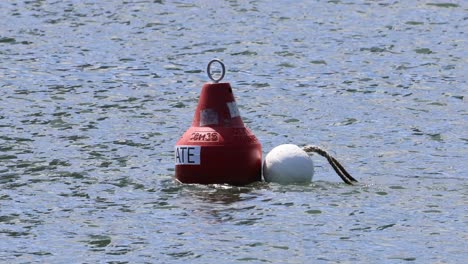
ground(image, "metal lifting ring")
xmin=207 ymin=59 xmax=225 ymax=83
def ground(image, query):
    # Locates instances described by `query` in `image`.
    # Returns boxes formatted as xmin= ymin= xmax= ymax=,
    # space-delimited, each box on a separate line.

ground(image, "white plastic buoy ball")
xmin=263 ymin=144 xmax=314 ymax=184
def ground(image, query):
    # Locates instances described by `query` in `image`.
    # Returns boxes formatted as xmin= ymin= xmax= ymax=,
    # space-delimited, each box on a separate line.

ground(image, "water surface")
xmin=0 ymin=1 xmax=466 ymax=263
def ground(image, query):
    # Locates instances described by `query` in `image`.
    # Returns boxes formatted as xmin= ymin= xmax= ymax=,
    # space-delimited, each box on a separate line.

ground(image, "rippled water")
xmin=1 ymin=1 xmax=467 ymax=263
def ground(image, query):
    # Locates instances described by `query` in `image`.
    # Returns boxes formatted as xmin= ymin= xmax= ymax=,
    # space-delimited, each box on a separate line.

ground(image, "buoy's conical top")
xmin=192 ymin=82 xmax=244 ymax=128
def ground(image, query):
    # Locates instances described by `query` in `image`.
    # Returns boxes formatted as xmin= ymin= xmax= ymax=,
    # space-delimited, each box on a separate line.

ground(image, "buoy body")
xmin=175 ymin=82 xmax=262 ymax=185
xmin=263 ymin=144 xmax=314 ymax=184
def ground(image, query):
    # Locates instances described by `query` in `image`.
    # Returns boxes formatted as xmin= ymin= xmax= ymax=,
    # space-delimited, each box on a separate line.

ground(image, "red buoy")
xmin=175 ymin=60 xmax=262 ymax=185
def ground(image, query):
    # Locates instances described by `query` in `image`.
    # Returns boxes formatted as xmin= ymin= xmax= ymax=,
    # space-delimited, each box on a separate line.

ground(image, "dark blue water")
xmin=1 ymin=1 xmax=466 ymax=263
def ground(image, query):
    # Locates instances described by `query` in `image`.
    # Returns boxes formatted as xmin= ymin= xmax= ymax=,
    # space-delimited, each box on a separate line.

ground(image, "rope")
xmin=302 ymin=145 xmax=358 ymax=185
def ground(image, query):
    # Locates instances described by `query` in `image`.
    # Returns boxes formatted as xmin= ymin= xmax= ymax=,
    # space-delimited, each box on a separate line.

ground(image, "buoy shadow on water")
xmin=174 ymin=180 xmax=266 ymax=205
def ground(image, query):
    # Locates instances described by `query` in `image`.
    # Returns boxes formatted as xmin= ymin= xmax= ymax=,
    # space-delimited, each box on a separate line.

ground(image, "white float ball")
xmin=263 ymin=144 xmax=314 ymax=184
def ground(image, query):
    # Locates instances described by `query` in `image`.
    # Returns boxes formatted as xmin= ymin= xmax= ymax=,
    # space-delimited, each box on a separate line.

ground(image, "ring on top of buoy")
xmin=207 ymin=59 xmax=226 ymax=83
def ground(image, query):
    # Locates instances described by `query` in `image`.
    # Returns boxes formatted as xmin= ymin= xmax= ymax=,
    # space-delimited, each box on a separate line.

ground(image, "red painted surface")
xmin=175 ymin=82 xmax=262 ymax=185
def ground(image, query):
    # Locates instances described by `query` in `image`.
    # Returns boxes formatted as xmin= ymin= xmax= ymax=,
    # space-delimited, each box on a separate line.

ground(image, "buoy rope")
xmin=302 ymin=145 xmax=358 ymax=185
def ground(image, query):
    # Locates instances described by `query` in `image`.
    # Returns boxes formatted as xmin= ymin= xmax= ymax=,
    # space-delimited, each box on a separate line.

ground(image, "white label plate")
xmin=175 ymin=145 xmax=201 ymax=165
xmin=227 ymin=101 xmax=240 ymax=118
